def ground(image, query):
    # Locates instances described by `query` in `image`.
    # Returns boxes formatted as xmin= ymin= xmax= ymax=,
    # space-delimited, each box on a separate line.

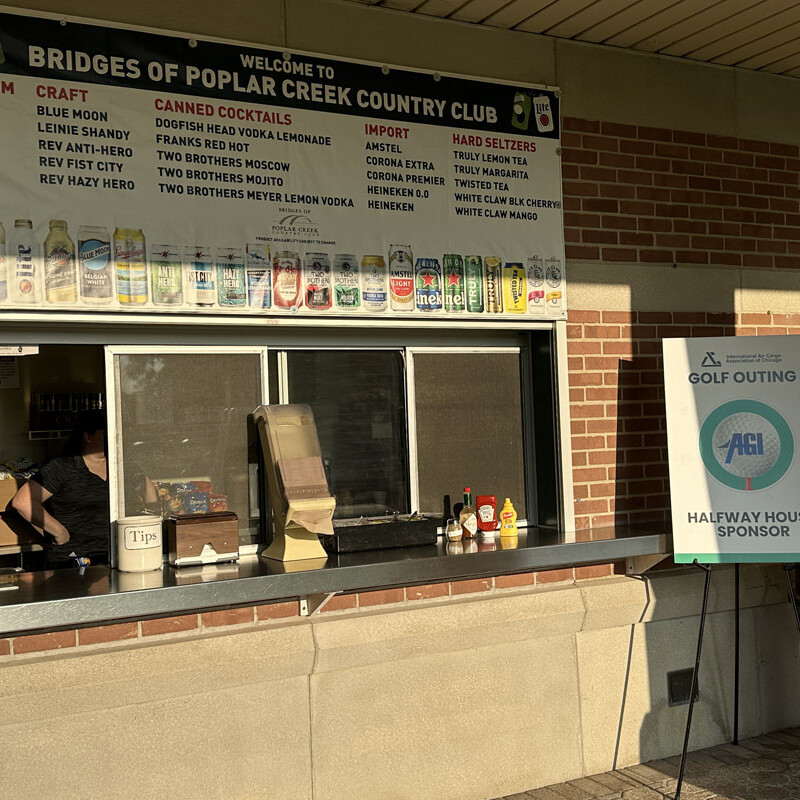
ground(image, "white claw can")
xmin=116 ymin=515 xmax=163 ymax=572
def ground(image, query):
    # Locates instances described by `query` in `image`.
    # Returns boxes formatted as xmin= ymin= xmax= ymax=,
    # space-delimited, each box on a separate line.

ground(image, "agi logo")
xmin=699 ymin=400 xmax=794 ymax=491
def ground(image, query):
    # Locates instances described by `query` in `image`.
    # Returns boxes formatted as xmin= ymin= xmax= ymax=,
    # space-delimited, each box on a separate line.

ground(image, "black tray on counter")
xmin=321 ymin=516 xmax=440 ymax=554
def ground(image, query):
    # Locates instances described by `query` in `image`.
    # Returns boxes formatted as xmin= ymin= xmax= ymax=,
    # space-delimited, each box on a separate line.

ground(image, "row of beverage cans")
xmin=0 ymin=224 xmax=564 ymax=315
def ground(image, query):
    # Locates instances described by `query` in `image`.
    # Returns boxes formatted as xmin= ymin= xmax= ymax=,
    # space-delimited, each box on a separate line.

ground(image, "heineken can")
xmin=333 ymin=253 xmax=360 ymax=310
xmin=465 ymin=254 xmax=484 ymax=313
xmin=304 ymin=252 xmax=332 ymax=310
xmin=485 ymin=256 xmax=503 ymax=313
xmin=526 ymin=256 xmax=544 ymax=315
xmin=443 ymin=254 xmax=465 ymax=313
xmin=217 ymin=247 xmax=246 ymax=307
xmin=414 ymin=258 xmax=442 ymax=312
xmin=150 ymin=244 xmax=183 ymax=306
xmin=503 ymin=262 xmax=526 ymax=314
xmin=389 ymin=245 xmax=414 ymax=312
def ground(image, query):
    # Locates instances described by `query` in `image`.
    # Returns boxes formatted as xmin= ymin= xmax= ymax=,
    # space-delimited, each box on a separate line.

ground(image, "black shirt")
xmin=31 ymin=455 xmax=110 ymax=563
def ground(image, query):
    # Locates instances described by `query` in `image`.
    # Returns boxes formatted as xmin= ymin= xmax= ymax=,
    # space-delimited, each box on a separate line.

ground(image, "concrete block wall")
xmin=0 ymin=566 xmax=797 ymax=799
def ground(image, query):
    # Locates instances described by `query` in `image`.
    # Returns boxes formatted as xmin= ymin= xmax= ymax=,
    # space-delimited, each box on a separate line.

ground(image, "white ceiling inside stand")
xmin=344 ymin=0 xmax=800 ymax=78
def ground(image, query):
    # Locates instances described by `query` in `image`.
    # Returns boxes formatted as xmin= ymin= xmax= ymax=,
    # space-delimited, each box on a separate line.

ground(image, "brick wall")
xmin=563 ymin=116 xmax=800 ymax=531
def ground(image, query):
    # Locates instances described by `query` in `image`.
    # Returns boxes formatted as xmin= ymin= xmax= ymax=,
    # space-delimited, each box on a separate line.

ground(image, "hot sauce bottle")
xmin=459 ymin=487 xmax=478 ymax=539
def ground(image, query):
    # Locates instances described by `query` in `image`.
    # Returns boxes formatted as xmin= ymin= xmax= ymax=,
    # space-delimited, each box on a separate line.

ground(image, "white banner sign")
xmin=664 ymin=336 xmax=800 ymax=563
xmin=0 ymin=10 xmax=565 ymax=323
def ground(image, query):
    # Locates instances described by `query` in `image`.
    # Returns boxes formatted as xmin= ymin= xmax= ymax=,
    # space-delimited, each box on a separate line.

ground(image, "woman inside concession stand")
xmin=11 ymin=410 xmax=111 ymax=568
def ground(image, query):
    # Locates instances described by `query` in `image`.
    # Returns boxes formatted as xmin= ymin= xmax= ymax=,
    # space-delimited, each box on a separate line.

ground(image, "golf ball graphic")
xmin=699 ymin=400 xmax=794 ymax=491
xmin=712 ymin=412 xmax=780 ymax=478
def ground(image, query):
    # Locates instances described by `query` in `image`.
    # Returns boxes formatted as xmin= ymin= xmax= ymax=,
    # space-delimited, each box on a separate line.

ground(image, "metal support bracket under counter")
xmin=0 ymin=525 xmax=672 ymax=637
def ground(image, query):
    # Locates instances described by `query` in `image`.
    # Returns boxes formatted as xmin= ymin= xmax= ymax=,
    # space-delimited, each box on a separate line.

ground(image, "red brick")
xmin=688 ymin=147 xmax=722 ymax=163
xmin=583 ymin=229 xmax=618 ymax=244
xmin=450 ymin=578 xmax=493 ymax=595
xmin=601 ymin=247 xmax=638 ymax=261
xmin=673 ymin=130 xmax=706 ymax=145
xmin=588 ymin=451 xmax=618 ymax=465
xmin=739 ymin=138 xmax=770 ymax=154
xmin=710 ymin=251 xmax=742 ymax=266
xmin=359 ymin=588 xmax=404 ymax=607
xmin=775 ymin=255 xmax=800 ymax=268
xmin=708 ymin=222 xmax=741 ymax=236
xmin=570 ymin=399 xmax=585 ymax=413
xmin=771 ymin=142 xmax=800 ymax=157
xmin=638 ymin=217 xmax=672 ymax=232
xmin=671 ymin=189 xmax=705 ymax=204
xmin=755 ymin=210 xmax=786 ymax=224
xmin=636 ymin=187 xmax=671 ymax=201
xmin=724 ymin=208 xmax=755 ymax=222
xmin=590 ymin=483 xmax=616 ymax=498
xmin=740 ymin=195 xmax=770 ymax=209
xmin=637 ymin=311 xmax=672 ymax=323
xmin=599 ymin=153 xmax=635 ymax=169
xmin=671 ymin=160 xmax=704 ymax=176
xmin=564 ymin=117 xmax=600 ymax=133
xmin=723 ymin=150 xmax=754 ymax=166
xmin=619 ymin=232 xmax=654 ymax=246
xmin=562 ymin=148 xmax=598 ymax=165
xmin=655 ymin=143 xmax=689 ymax=159
xmin=565 ymin=244 xmax=600 ymax=260
xmin=564 ymin=197 xmax=581 ymax=211
xmin=567 ymin=343 xmax=602 ymax=356
xmin=584 ymin=135 xmax=619 ymax=152
xmin=568 ymin=309 xmax=602 ymax=323
xmin=535 ymin=568 xmax=575 ymax=584
xmin=755 ymin=154 xmax=785 ymax=169
xmin=575 ymin=564 xmax=614 ymax=580
xmin=601 ymin=121 xmax=637 ymax=138
xmin=725 ymin=237 xmax=756 ymax=251
xmin=706 ymin=163 xmax=737 ymax=179
xmin=78 ymin=623 xmax=138 ymax=646
xmin=620 ymin=139 xmax=655 ymax=155
xmin=599 ymin=182 xmax=637 ymax=198
xmin=636 ymin=156 xmax=671 ymax=171
xmin=654 ymin=173 xmax=688 ymax=188
xmin=257 ymin=601 xmax=299 ymax=621
xmin=655 ymin=233 xmax=690 ymax=248
xmin=321 ymin=593 xmax=357 ymax=612
xmin=689 ymin=205 xmax=723 ymax=220
xmin=602 ymin=310 xmax=634 ymax=323
xmin=704 ymin=191 xmax=737 ymax=206
xmin=583 ymin=198 xmax=619 ymax=212
xmin=406 ymin=583 xmax=449 ymax=601
xmin=618 ymin=170 xmax=654 ymax=185
xmin=753 ymin=182 xmax=785 ymax=198
xmin=564 ymin=211 xmax=601 ymax=228
xmin=201 ymin=607 xmax=255 ymax=627
xmin=141 ymin=614 xmax=198 ymax=636
xmin=655 ymin=203 xmax=690 ymax=218
xmin=738 ymin=166 xmax=769 ymax=181
xmin=563 ymin=181 xmax=599 ymax=197
xmin=691 ymin=236 xmax=724 ymax=249
xmin=572 ymin=403 xmax=607 ymax=419
xmin=585 ymin=419 xmax=618 ymax=433
xmin=495 ymin=572 xmax=535 ymax=589
xmin=757 ymin=239 xmax=787 ymax=253
xmin=619 ymin=200 xmax=656 ymax=215
xmin=707 ymin=134 xmax=738 ymax=149
xmin=770 ymin=197 xmax=800 ymax=212
xmin=13 ymin=631 xmax=76 ymax=655
xmin=574 ymin=466 xmax=609 ymax=482
xmin=639 ymin=249 xmax=674 ymax=263
xmin=689 ymin=176 xmax=722 ymax=191
xmin=0 ymin=639 xmax=11 ymax=656
xmin=638 ymin=126 xmax=672 ymax=142
xmin=774 ymin=226 xmax=800 ymax=240
xmin=743 ymin=254 xmax=774 ymax=267
xmin=601 ymin=215 xmax=637 ymax=230
xmin=769 ymin=170 xmax=798 ymax=185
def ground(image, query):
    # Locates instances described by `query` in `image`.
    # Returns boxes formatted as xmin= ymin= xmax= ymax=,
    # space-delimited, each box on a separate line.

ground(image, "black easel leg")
xmin=675 ymin=561 xmax=713 ymax=800
xmin=783 ymin=564 xmax=800 ymax=634
xmin=733 ymin=563 xmax=740 ymax=747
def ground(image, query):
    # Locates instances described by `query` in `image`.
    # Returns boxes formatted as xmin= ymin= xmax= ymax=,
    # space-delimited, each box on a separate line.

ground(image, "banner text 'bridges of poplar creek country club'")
xmin=0 ymin=11 xmax=565 ymax=321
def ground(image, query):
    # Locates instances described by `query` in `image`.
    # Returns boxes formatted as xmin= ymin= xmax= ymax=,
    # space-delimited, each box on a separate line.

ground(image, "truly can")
xmin=304 ymin=252 xmax=332 ymax=310
xmin=545 ymin=256 xmax=564 ymax=317
xmin=114 ymin=228 xmax=147 ymax=304
xmin=485 ymin=256 xmax=503 ymax=313
xmin=361 ymin=254 xmax=388 ymax=312
xmin=245 ymin=243 xmax=271 ymax=308
xmin=389 ymin=245 xmax=414 ymax=311
xmin=273 ymin=250 xmax=302 ymax=309
xmin=465 ymin=255 xmax=484 ymax=313
xmin=149 ymin=244 xmax=183 ymax=306
xmin=44 ymin=219 xmax=77 ymax=304
xmin=443 ymin=254 xmax=465 ymax=313
xmin=216 ymin=247 xmax=246 ymax=306
xmin=503 ymin=262 xmax=526 ymax=314
xmin=414 ymin=258 xmax=442 ymax=312
xmin=333 ymin=253 xmax=360 ymax=310
xmin=185 ymin=246 xmax=215 ymax=307
xmin=78 ymin=226 xmax=112 ymax=304
xmin=527 ymin=255 xmax=545 ymax=315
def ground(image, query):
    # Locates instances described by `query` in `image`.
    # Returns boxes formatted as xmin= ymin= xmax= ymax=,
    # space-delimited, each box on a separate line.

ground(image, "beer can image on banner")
xmin=545 ymin=256 xmax=564 ymax=317
xmin=44 ymin=219 xmax=77 ymax=304
xmin=245 ymin=243 xmax=271 ymax=309
xmin=273 ymin=250 xmax=302 ymax=310
xmin=150 ymin=244 xmax=183 ymax=306
xmin=304 ymin=253 xmax=332 ymax=310
xmin=527 ymin=255 xmax=545 ymax=315
xmin=485 ymin=256 xmax=503 ymax=313
xmin=114 ymin=228 xmax=148 ymax=305
xmin=9 ymin=219 xmax=40 ymax=304
xmin=361 ymin=255 xmax=388 ymax=312
xmin=78 ymin=226 xmax=112 ymax=304
xmin=217 ymin=247 xmax=246 ymax=307
xmin=503 ymin=262 xmax=526 ymax=314
xmin=465 ymin=255 xmax=484 ymax=314
xmin=185 ymin=246 xmax=215 ymax=307
xmin=443 ymin=254 xmax=465 ymax=313
xmin=333 ymin=254 xmax=360 ymax=310
xmin=415 ymin=258 xmax=442 ymax=312
xmin=389 ymin=245 xmax=414 ymax=311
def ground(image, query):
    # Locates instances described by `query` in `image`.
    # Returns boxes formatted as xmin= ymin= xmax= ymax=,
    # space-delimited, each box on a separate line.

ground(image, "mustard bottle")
xmin=499 ymin=497 xmax=518 ymax=536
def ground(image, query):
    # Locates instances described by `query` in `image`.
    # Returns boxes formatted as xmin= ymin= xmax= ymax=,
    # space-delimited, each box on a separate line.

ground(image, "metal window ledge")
xmin=0 ymin=525 xmax=671 ymax=636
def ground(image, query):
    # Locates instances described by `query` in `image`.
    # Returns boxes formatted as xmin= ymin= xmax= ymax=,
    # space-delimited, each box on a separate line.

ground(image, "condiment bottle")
xmin=476 ymin=494 xmax=497 ymax=532
xmin=459 ymin=487 xmax=478 ymax=539
xmin=445 ymin=517 xmax=462 ymax=542
xmin=499 ymin=497 xmax=518 ymax=536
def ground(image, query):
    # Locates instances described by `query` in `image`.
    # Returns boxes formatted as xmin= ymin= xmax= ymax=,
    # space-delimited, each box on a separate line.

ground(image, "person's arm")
xmin=11 ymin=480 xmax=70 ymax=545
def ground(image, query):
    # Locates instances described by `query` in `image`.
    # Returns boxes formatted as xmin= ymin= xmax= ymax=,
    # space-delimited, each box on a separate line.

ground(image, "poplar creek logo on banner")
xmin=664 ymin=336 xmax=800 ymax=563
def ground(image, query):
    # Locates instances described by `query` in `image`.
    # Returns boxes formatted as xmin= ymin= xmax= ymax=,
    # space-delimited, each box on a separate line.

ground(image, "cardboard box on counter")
xmin=0 ymin=477 xmax=43 ymax=548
